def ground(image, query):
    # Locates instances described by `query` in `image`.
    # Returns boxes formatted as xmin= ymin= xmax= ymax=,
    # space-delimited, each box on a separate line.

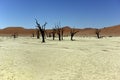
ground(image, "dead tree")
xmin=56 ymin=25 xmax=61 ymax=41
xmin=32 ymin=33 xmax=34 ymax=37
xmin=52 ymin=28 xmax=56 ymax=40
xmin=70 ymin=28 xmax=79 ymax=41
xmin=35 ymin=19 xmax=47 ymax=43
xmin=13 ymin=33 xmax=16 ymax=38
xmin=31 ymin=30 xmax=35 ymax=37
xmin=45 ymin=31 xmax=49 ymax=37
xmin=61 ymin=28 xmax=64 ymax=40
xmin=12 ymin=32 xmax=18 ymax=39
xmin=95 ymin=29 xmax=101 ymax=39
xmin=48 ymin=32 xmax=51 ymax=37
xmin=36 ymin=29 xmax=40 ymax=39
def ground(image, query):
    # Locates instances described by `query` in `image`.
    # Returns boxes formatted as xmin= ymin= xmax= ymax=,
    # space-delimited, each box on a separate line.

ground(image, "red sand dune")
xmin=0 ymin=25 xmax=120 ymax=37
xmin=101 ymin=25 xmax=120 ymax=36
xmin=0 ymin=27 xmax=35 ymax=36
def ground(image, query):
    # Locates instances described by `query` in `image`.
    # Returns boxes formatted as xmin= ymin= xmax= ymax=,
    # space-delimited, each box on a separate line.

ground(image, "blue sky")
xmin=0 ymin=0 xmax=120 ymax=29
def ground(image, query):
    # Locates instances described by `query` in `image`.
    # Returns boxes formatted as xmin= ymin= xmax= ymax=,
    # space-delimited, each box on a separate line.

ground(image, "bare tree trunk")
xmin=53 ymin=33 xmax=55 ymax=40
xmin=61 ymin=28 xmax=64 ymax=40
xmin=36 ymin=29 xmax=40 ymax=39
xmin=71 ymin=34 xmax=74 ymax=41
xmin=96 ymin=33 xmax=100 ymax=38
xmin=52 ymin=28 xmax=56 ymax=40
xmin=13 ymin=34 xmax=16 ymax=38
xmin=57 ymin=28 xmax=61 ymax=41
xmin=48 ymin=33 xmax=52 ymax=37
xmin=58 ymin=32 xmax=61 ymax=41
xmin=35 ymin=19 xmax=47 ymax=43
xmin=70 ymin=28 xmax=79 ymax=41
xmin=95 ymin=29 xmax=101 ymax=39
xmin=55 ymin=25 xmax=61 ymax=41
xmin=12 ymin=32 xmax=18 ymax=39
xmin=32 ymin=33 xmax=34 ymax=37
xmin=41 ymin=31 xmax=45 ymax=42
xmin=52 ymin=32 xmax=55 ymax=40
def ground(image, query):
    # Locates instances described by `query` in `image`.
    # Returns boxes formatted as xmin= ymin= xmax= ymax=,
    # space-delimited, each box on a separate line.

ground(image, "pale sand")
xmin=0 ymin=37 xmax=120 ymax=80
